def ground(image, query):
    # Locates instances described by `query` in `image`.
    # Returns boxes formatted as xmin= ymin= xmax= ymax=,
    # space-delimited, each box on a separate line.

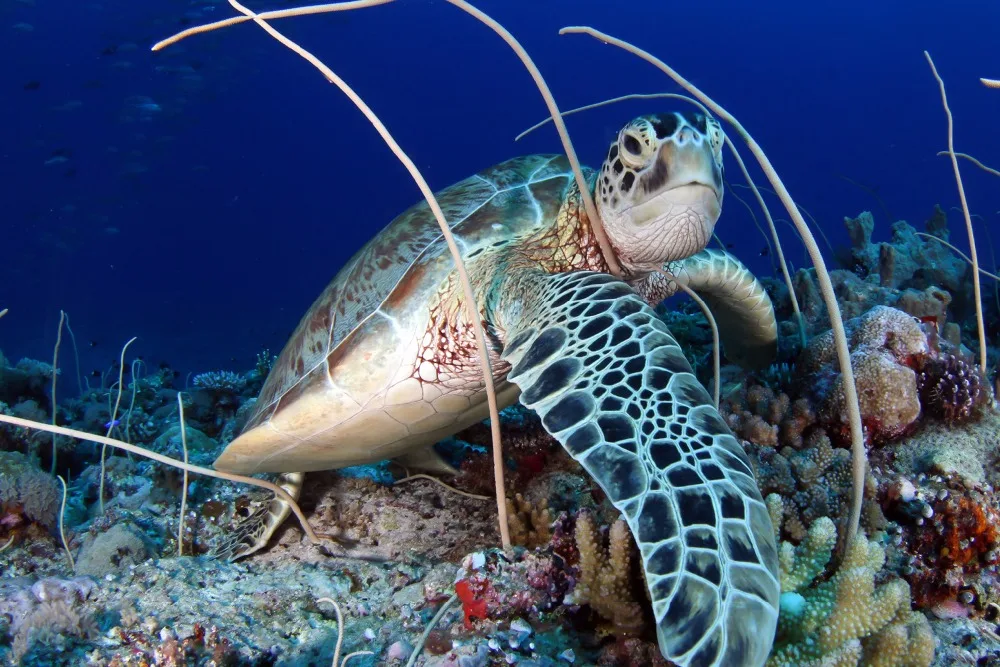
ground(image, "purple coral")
xmin=916 ymin=353 xmax=989 ymax=425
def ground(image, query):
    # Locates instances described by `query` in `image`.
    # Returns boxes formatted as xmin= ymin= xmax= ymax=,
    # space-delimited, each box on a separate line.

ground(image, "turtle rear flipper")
xmin=213 ymin=472 xmax=305 ymax=561
xmin=498 ymin=271 xmax=779 ymax=667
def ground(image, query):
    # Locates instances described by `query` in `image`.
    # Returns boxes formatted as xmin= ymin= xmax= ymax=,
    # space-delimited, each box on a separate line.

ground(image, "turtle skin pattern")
xmin=500 ymin=270 xmax=780 ymax=667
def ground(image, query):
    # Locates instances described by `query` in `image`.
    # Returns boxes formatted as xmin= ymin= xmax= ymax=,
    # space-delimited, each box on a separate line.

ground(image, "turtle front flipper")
xmin=213 ymin=472 xmax=305 ymax=561
xmin=497 ymin=270 xmax=779 ymax=667
xmin=646 ymin=248 xmax=778 ymax=370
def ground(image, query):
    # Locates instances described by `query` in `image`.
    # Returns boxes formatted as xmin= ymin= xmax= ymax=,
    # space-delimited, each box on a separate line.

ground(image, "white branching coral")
xmin=767 ymin=506 xmax=935 ymax=667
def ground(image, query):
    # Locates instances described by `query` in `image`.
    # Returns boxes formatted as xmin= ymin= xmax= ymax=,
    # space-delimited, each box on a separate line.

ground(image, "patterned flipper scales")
xmin=498 ymin=271 xmax=780 ymax=666
xmin=213 ymin=472 xmax=304 ymax=561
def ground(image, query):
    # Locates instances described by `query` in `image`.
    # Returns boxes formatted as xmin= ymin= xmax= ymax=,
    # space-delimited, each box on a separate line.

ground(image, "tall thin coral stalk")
xmin=57 ymin=475 xmax=75 ymax=571
xmin=926 ymin=51 xmax=986 ymax=375
xmin=50 ymin=310 xmax=66 ymax=475
xmin=99 ymin=336 xmax=137 ymax=513
xmin=177 ymin=393 xmax=190 ymax=557
xmin=0 ymin=414 xmax=324 ymax=546
xmin=167 ymin=0 xmax=513 ymax=548
xmin=442 ymin=0 xmax=622 ymax=277
xmin=560 ymin=25 xmax=867 ymax=551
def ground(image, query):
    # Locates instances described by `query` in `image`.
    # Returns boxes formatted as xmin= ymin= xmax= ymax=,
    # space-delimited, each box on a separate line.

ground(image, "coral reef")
xmin=843 ymin=207 xmax=966 ymax=294
xmin=0 ymin=451 xmax=62 ymax=539
xmin=5 ymin=196 xmax=1000 ymax=665
xmin=768 ymin=513 xmax=935 ymax=667
xmin=798 ymin=305 xmax=929 ymax=444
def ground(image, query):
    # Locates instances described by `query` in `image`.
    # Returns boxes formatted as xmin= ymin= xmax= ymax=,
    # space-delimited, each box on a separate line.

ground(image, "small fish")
xmin=91 ymin=370 xmax=101 ymax=377
xmin=759 ymin=247 xmax=770 ymax=257
xmin=104 ymin=419 xmax=121 ymax=429
xmin=44 ymin=156 xmax=69 ymax=166
xmin=89 ymin=340 xmax=98 ymax=347
xmin=23 ymin=80 xmax=40 ymax=91
xmin=100 ymin=45 xmax=117 ymax=56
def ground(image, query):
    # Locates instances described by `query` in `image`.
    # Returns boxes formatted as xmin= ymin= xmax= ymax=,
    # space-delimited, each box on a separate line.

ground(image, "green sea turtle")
xmin=215 ymin=111 xmax=780 ymax=666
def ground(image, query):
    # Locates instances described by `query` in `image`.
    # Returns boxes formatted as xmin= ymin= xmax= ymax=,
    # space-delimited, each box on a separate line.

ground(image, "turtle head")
xmin=595 ymin=111 xmax=725 ymax=275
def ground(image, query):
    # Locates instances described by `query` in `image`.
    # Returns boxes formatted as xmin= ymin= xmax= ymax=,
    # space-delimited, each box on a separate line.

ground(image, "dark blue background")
xmin=2 ymin=0 xmax=998 ymax=381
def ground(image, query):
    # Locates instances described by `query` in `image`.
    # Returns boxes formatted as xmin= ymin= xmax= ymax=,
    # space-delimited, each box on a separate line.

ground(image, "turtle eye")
xmin=619 ymin=131 xmax=646 ymax=168
xmin=707 ymin=118 xmax=725 ymax=156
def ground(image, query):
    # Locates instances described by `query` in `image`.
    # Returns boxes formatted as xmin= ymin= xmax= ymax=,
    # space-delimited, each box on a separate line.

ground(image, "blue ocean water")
xmin=1 ymin=0 xmax=997 ymax=377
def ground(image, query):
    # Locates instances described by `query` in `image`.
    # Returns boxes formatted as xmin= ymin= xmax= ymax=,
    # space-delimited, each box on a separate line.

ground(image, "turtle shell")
xmin=214 ymin=154 xmax=580 ymax=474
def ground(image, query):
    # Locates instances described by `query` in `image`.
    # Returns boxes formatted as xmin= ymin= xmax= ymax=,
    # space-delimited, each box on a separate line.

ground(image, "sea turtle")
xmin=215 ymin=111 xmax=781 ymax=666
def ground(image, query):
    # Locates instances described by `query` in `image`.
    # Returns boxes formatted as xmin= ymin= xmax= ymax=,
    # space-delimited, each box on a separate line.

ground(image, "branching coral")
xmin=568 ymin=512 xmax=645 ymax=637
xmin=505 ymin=493 xmax=552 ymax=549
xmin=767 ymin=512 xmax=935 ymax=667
xmin=752 ymin=434 xmax=859 ymax=543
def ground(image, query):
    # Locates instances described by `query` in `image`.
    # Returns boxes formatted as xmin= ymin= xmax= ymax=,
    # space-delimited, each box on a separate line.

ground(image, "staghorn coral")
xmin=723 ymin=382 xmax=817 ymax=449
xmin=767 ymin=512 xmax=935 ymax=667
xmin=505 ymin=493 xmax=552 ymax=549
xmin=568 ymin=511 xmax=645 ymax=636
xmin=747 ymin=431 xmax=880 ymax=544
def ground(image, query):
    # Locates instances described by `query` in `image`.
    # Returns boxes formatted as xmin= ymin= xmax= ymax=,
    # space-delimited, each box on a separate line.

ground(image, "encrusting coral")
xmin=798 ymin=305 xmax=929 ymax=445
xmin=767 ymin=508 xmax=935 ymax=667
xmin=0 ymin=451 xmax=62 ymax=538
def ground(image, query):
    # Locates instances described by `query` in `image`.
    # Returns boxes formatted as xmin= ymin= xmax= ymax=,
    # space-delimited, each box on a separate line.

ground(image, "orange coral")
xmin=898 ymin=483 xmax=1000 ymax=609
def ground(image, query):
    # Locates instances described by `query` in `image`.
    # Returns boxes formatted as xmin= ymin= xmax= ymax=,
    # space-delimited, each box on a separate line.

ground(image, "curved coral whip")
xmin=157 ymin=0 xmax=512 ymax=549
xmin=926 ymin=52 xmax=986 ymax=376
xmin=559 ymin=25 xmax=867 ymax=554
